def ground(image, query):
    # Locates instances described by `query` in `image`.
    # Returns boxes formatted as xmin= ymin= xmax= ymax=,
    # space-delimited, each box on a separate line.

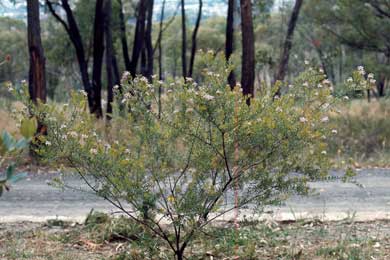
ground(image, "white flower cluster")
xmin=367 ymin=73 xmax=376 ymax=84
xmin=357 ymin=66 xmax=365 ymax=76
xmin=321 ymin=116 xmax=329 ymax=123
xmin=202 ymin=93 xmax=215 ymax=101
xmin=121 ymin=71 xmax=131 ymax=83
xmin=121 ymin=92 xmax=132 ymax=104
xmin=68 ymin=131 xmax=78 ymax=138
xmin=321 ymin=103 xmax=330 ymax=110
xmin=90 ymin=148 xmax=98 ymax=155
xmin=79 ymin=90 xmax=88 ymax=97
xmin=205 ymin=70 xmax=221 ymax=78
xmin=6 ymin=82 xmax=13 ymax=92
xmin=322 ymin=79 xmax=331 ymax=85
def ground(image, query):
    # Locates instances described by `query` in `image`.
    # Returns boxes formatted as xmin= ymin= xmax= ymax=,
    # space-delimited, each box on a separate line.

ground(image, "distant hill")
xmin=0 ymin=0 xmax=227 ymax=23
xmin=153 ymin=0 xmax=227 ymax=23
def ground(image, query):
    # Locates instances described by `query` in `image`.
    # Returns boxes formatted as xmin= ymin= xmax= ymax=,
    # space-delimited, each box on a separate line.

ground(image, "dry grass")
xmin=0 ymin=110 xmax=17 ymax=135
xmin=0 ymin=222 xmax=116 ymax=260
xmin=337 ymin=99 xmax=390 ymax=118
xmin=0 ymin=99 xmax=26 ymax=136
xmin=1 ymin=219 xmax=390 ymax=259
xmin=329 ymin=98 xmax=390 ymax=168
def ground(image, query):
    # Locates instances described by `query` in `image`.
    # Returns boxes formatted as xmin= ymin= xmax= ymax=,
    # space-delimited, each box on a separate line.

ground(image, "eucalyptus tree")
xmin=240 ymin=0 xmax=255 ymax=103
xmin=274 ymin=0 xmax=304 ymax=96
xmin=27 ymin=0 xmax=46 ymax=104
xmin=225 ymin=0 xmax=236 ymax=88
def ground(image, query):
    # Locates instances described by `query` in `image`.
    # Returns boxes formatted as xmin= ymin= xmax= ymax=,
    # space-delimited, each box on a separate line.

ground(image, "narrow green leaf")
xmin=6 ymin=164 xmax=15 ymax=180
xmin=15 ymin=138 xmax=28 ymax=150
xmin=1 ymin=131 xmax=15 ymax=151
xmin=0 ymin=135 xmax=4 ymax=155
xmin=8 ymin=172 xmax=28 ymax=184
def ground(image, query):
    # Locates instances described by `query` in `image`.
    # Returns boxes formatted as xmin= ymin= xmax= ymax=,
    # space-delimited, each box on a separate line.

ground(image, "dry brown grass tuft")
xmin=337 ymin=99 xmax=390 ymax=119
xmin=0 ymin=109 xmax=18 ymax=134
xmin=329 ymin=98 xmax=390 ymax=167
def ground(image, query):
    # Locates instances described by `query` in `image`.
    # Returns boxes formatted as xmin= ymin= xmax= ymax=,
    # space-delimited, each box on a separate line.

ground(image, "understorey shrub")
xmin=17 ymin=53 xmax=356 ymax=259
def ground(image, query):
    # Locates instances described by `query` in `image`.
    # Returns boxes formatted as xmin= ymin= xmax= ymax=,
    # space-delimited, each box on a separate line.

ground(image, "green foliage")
xmin=0 ymin=17 xmax=28 ymax=88
xmin=304 ymin=0 xmax=390 ymax=92
xmin=0 ymin=130 xmax=30 ymax=196
xmin=342 ymin=66 xmax=375 ymax=98
xmin=0 ymin=82 xmax=33 ymax=196
xmin=19 ymin=52 xmax=345 ymax=258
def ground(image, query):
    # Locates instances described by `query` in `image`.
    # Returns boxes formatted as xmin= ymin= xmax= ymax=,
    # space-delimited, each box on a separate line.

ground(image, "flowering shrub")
xmin=345 ymin=66 xmax=376 ymax=92
xmin=18 ymin=53 xmax=349 ymax=259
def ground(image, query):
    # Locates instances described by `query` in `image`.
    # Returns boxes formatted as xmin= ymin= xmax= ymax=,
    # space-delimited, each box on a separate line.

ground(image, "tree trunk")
xmin=27 ymin=0 xmax=47 ymax=145
xmin=118 ymin=0 xmax=131 ymax=72
xmin=27 ymin=0 xmax=46 ymax=103
xmin=141 ymin=47 xmax=147 ymax=75
xmin=378 ymin=54 xmax=390 ymax=97
xmin=339 ymin=45 xmax=344 ymax=83
xmin=274 ymin=0 xmax=304 ymax=96
xmin=176 ymin=251 xmax=184 ymax=260
xmin=91 ymin=0 xmax=105 ymax=118
xmin=157 ymin=1 xmax=166 ymax=80
xmin=240 ymin=0 xmax=255 ymax=104
xmin=104 ymin=0 xmax=119 ymax=119
xmin=378 ymin=74 xmax=386 ymax=97
xmin=313 ymin=42 xmax=335 ymax=81
xmin=113 ymin=54 xmax=120 ymax=87
xmin=145 ymin=0 xmax=154 ymax=80
xmin=188 ymin=0 xmax=202 ymax=78
xmin=130 ymin=0 xmax=148 ymax=77
xmin=157 ymin=0 xmax=166 ymax=118
xmin=181 ymin=0 xmax=187 ymax=77
xmin=225 ymin=0 xmax=236 ymax=89
xmin=46 ymin=0 xmax=93 ymax=110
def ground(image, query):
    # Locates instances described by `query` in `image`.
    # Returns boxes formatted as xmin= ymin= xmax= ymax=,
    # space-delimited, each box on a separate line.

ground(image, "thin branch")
xmin=45 ymin=0 xmax=70 ymax=34
xmin=153 ymin=2 xmax=181 ymax=55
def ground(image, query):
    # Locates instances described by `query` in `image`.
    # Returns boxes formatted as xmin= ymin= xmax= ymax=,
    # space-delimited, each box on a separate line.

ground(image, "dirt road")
xmin=1 ymin=169 xmax=389 ymax=222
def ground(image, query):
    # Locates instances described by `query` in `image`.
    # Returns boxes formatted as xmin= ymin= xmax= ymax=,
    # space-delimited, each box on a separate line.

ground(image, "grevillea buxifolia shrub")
xmin=14 ymin=53 xmax=372 ymax=259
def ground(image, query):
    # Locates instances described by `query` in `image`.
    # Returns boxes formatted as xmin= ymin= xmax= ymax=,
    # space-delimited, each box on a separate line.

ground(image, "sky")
xmin=0 ymin=1 xmax=27 ymax=19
